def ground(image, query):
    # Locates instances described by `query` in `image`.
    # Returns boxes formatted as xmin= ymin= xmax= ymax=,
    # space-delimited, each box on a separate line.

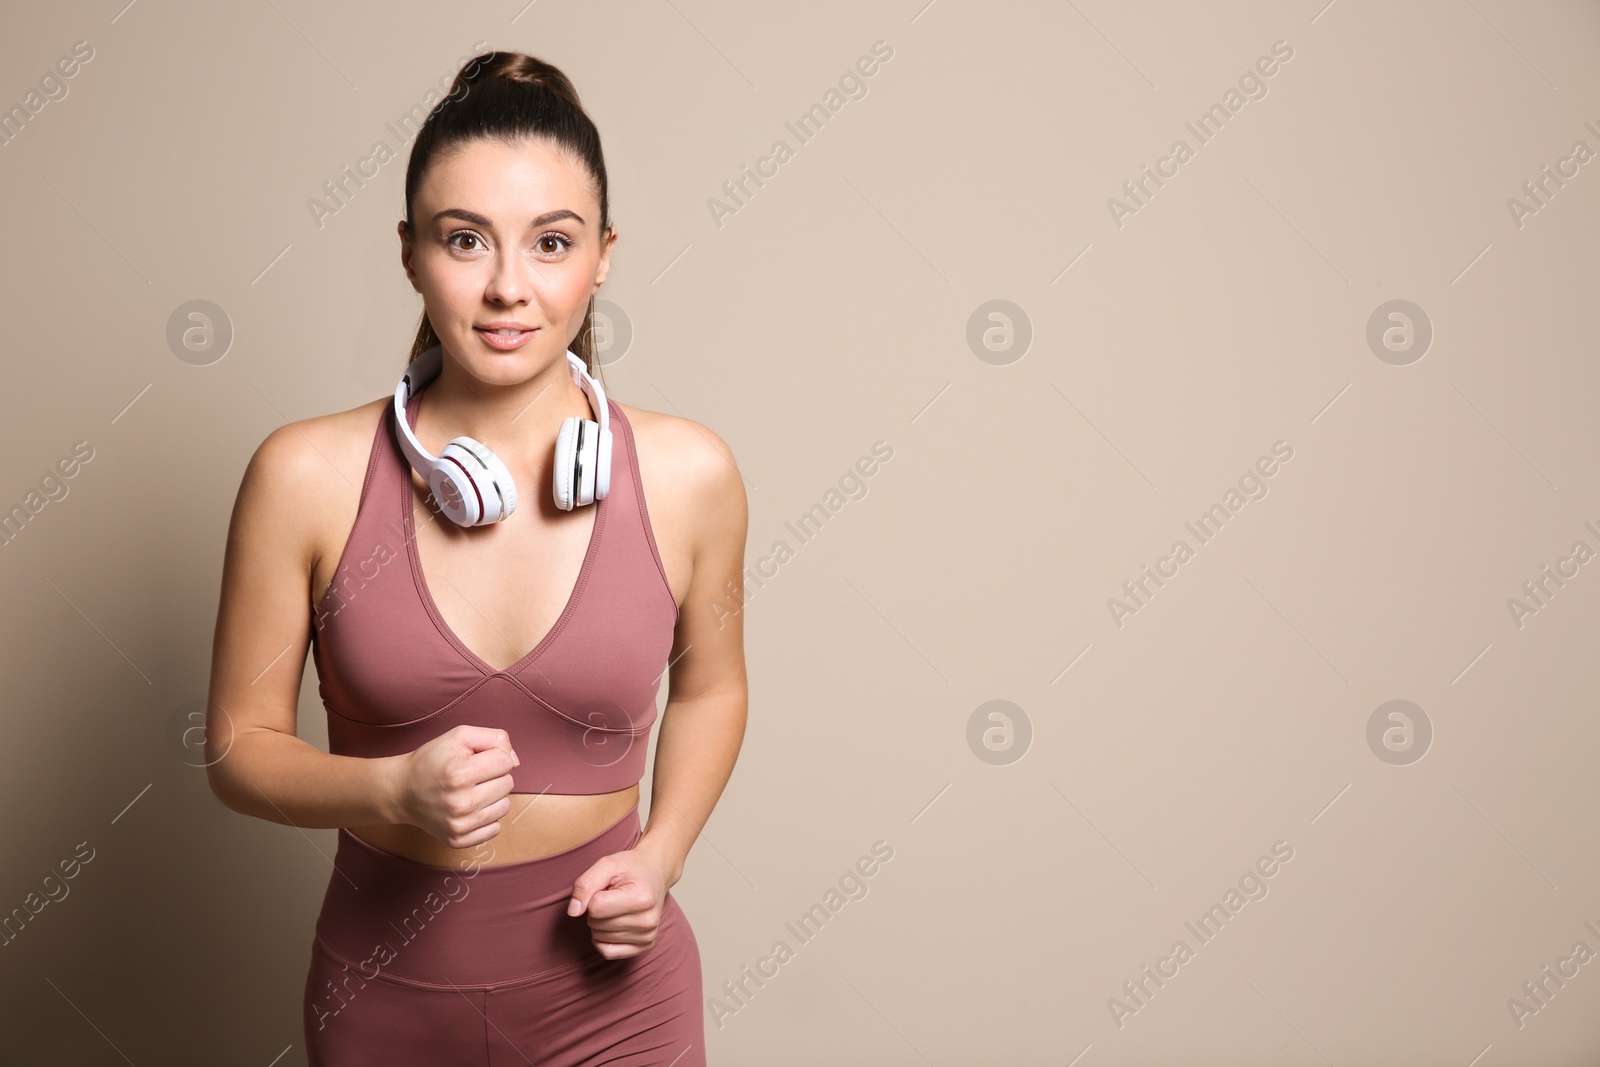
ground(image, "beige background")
xmin=2 ymin=1 xmax=1598 ymax=1063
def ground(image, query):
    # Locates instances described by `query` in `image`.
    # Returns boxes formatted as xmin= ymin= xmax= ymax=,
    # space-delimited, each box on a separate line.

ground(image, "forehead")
xmin=418 ymin=137 xmax=596 ymax=225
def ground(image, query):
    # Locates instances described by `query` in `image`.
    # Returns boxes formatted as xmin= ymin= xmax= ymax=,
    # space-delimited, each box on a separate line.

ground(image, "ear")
xmin=398 ymin=219 xmax=421 ymax=294
xmin=592 ymin=224 xmax=617 ymax=291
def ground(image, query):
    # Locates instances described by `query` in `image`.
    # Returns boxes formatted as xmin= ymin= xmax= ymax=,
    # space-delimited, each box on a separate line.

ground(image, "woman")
xmin=206 ymin=50 xmax=747 ymax=1065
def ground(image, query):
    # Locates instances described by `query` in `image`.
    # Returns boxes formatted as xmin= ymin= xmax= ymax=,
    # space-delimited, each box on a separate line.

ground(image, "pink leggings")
xmin=303 ymin=801 xmax=705 ymax=1065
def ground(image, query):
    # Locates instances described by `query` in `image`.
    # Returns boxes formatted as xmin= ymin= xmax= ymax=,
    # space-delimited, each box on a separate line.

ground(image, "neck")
xmin=414 ymin=350 xmax=597 ymax=470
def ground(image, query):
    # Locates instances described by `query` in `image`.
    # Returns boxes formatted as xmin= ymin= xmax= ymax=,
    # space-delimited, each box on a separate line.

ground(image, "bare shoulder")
xmin=614 ymin=399 xmax=746 ymax=595
xmin=616 ymin=400 xmax=743 ymax=510
xmin=248 ymin=397 xmax=386 ymax=499
xmin=241 ymin=396 xmax=389 ymax=583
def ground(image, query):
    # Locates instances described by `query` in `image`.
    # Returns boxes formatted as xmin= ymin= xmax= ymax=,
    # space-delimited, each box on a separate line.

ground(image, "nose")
xmin=483 ymin=244 xmax=547 ymax=307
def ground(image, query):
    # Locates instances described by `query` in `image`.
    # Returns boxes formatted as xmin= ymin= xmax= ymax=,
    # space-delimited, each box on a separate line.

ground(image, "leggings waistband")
xmin=312 ymin=801 xmax=642 ymax=989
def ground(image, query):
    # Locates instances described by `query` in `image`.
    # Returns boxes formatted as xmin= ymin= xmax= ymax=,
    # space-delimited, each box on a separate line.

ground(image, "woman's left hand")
xmin=567 ymin=847 xmax=672 ymax=959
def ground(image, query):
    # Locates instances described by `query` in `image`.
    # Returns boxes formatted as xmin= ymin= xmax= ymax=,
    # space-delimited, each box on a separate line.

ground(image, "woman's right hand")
xmin=391 ymin=725 xmax=520 ymax=849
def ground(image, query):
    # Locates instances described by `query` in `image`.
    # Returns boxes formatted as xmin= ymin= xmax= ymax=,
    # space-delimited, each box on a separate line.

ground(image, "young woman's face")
xmin=402 ymin=136 xmax=611 ymax=384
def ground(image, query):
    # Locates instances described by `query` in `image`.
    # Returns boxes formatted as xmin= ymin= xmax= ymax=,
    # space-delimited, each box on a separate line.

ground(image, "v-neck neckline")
xmin=397 ymin=391 xmax=609 ymax=678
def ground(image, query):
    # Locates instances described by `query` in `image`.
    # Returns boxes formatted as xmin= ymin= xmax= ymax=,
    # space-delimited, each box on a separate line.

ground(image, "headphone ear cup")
xmin=448 ymin=435 xmax=515 ymax=524
xmin=426 ymin=462 xmax=477 ymax=526
xmin=553 ymin=417 xmax=580 ymax=512
xmin=594 ymin=427 xmax=612 ymax=501
xmin=573 ymin=418 xmax=602 ymax=507
xmin=440 ymin=436 xmax=518 ymax=525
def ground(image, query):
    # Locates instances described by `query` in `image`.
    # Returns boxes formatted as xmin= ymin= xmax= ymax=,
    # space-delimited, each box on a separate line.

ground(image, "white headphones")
xmin=392 ymin=343 xmax=612 ymax=526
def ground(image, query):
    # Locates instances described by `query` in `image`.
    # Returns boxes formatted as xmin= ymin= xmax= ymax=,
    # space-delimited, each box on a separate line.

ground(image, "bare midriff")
xmin=346 ymin=784 xmax=641 ymax=866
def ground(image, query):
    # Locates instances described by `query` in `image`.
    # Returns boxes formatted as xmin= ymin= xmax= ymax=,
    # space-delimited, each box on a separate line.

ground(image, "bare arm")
xmin=205 ymin=417 xmax=406 ymax=828
xmin=633 ymin=421 xmax=749 ymax=888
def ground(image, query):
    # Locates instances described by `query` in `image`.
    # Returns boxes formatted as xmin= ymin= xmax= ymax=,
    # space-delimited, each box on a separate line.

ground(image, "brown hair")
xmin=401 ymin=50 xmax=612 ymax=383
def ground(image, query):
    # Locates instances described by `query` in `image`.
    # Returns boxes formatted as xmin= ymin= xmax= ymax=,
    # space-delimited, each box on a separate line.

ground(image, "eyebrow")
xmin=431 ymin=208 xmax=585 ymax=230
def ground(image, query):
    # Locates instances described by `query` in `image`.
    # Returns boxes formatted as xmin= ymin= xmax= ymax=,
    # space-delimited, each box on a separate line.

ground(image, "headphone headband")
xmin=392 ymin=344 xmax=608 ymax=472
xmin=390 ymin=342 xmax=613 ymax=524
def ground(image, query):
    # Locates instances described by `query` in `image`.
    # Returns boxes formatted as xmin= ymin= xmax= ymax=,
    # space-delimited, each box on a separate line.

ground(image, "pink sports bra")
xmin=309 ymin=388 xmax=679 ymax=794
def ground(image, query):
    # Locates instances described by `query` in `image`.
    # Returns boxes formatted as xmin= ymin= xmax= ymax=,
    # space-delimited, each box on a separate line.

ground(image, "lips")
xmin=473 ymin=326 xmax=538 ymax=351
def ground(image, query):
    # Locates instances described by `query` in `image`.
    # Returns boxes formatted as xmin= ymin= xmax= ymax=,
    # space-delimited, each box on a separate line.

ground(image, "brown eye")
xmin=536 ymin=233 xmax=574 ymax=256
xmin=446 ymin=231 xmax=483 ymax=251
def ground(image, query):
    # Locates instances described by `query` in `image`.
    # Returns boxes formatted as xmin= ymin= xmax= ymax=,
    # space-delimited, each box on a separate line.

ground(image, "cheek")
xmin=553 ymin=260 xmax=597 ymax=297
xmin=423 ymin=260 xmax=481 ymax=306
xmin=548 ymin=270 xmax=597 ymax=313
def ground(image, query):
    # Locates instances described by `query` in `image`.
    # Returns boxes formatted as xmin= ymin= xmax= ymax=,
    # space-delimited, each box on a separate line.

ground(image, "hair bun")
xmin=466 ymin=51 xmax=583 ymax=109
